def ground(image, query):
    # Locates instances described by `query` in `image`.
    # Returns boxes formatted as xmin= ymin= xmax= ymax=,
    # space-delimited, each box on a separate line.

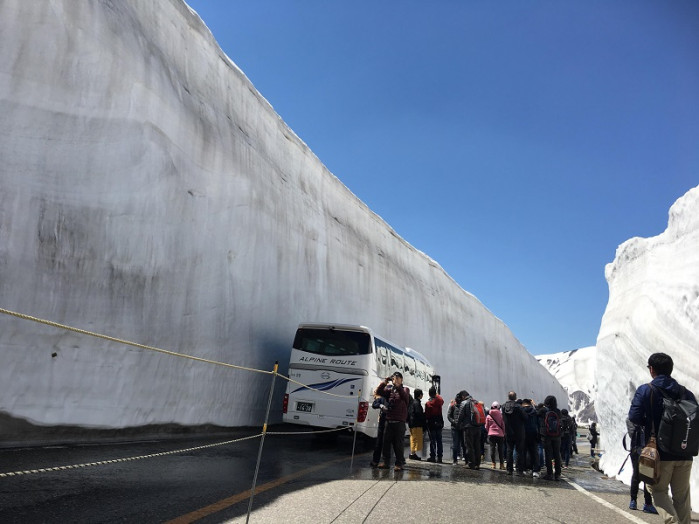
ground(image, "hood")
xmin=650 ymin=375 xmax=683 ymax=398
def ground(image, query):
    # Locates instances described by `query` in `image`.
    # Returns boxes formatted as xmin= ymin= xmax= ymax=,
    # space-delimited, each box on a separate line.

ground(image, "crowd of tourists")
xmin=370 ymin=371 xmax=579 ymax=481
xmin=370 ymin=352 xmax=697 ymax=524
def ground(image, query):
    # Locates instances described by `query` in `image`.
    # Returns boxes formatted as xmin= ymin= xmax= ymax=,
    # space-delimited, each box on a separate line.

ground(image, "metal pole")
xmin=246 ymin=361 xmax=278 ymax=524
xmin=350 ymin=389 xmax=362 ymax=472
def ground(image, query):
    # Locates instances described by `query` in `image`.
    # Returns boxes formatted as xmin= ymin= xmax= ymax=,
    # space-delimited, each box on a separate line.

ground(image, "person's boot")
xmin=642 ymin=504 xmax=658 ymax=514
xmin=492 ymin=462 xmax=497 ymax=469
xmin=500 ymin=462 xmax=506 ymax=470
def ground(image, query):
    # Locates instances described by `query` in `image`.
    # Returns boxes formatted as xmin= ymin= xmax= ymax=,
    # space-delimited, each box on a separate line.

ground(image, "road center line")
xmin=565 ymin=479 xmax=647 ymax=524
xmin=165 ymin=455 xmax=352 ymax=524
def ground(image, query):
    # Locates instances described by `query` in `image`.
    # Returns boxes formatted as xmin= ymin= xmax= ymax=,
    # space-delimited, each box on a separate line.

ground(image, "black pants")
xmin=382 ymin=421 xmax=406 ymax=466
xmin=489 ymin=436 xmax=505 ymax=464
xmin=372 ymin=417 xmax=386 ymax=464
xmin=523 ymin=434 xmax=540 ymax=471
xmin=427 ymin=425 xmax=443 ymax=459
xmin=543 ymin=437 xmax=562 ymax=477
xmin=630 ymin=452 xmax=653 ymax=504
xmin=463 ymin=426 xmax=482 ymax=467
xmin=506 ymin=433 xmax=525 ymax=472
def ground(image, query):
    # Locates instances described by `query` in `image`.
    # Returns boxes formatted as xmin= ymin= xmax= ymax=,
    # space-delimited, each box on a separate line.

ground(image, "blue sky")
xmin=185 ymin=1 xmax=699 ymax=355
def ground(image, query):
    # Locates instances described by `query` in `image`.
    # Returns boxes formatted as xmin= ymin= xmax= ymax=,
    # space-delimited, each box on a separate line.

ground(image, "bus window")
xmin=390 ymin=350 xmax=403 ymax=376
xmin=416 ymin=359 xmax=426 ymax=387
xmin=293 ymin=328 xmax=371 ymax=356
xmin=405 ymin=355 xmax=416 ymax=377
xmin=376 ymin=345 xmax=389 ymax=378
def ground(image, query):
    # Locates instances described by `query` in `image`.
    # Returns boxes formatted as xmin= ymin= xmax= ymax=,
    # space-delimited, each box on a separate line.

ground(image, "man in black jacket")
xmin=502 ymin=391 xmax=526 ymax=475
xmin=629 ymin=352 xmax=696 ymax=524
xmin=539 ymin=395 xmax=562 ymax=481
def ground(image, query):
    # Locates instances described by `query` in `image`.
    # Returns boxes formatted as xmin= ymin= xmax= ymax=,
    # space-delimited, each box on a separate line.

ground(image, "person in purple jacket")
xmin=376 ymin=371 xmax=411 ymax=471
xmin=628 ymin=352 xmax=696 ymax=524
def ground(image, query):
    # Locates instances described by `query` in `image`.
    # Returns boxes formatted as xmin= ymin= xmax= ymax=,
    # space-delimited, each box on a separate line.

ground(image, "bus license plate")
xmin=296 ymin=402 xmax=313 ymax=413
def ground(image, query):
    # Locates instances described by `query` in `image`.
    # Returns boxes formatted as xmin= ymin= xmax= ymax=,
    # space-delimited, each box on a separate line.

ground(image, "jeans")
xmin=506 ymin=433 xmax=525 ymax=472
xmin=489 ymin=435 xmax=504 ymax=464
xmin=427 ymin=426 xmax=443 ymax=459
xmin=561 ymin=435 xmax=571 ymax=466
xmin=523 ymin=434 xmax=540 ymax=471
xmin=451 ymin=427 xmax=466 ymax=462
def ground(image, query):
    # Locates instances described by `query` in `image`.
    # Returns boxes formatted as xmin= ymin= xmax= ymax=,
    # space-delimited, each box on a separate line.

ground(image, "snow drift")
xmin=0 ymin=0 xmax=566 ymax=436
xmin=537 ymin=346 xmax=597 ymax=424
xmin=596 ymin=185 xmax=699 ymax=510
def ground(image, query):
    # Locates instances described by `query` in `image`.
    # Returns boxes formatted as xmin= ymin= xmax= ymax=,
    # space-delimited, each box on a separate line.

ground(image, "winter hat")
xmin=491 ymin=402 xmax=500 ymax=410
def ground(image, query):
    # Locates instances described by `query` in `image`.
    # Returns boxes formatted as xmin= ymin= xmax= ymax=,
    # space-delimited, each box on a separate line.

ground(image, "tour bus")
xmin=282 ymin=323 xmax=439 ymax=438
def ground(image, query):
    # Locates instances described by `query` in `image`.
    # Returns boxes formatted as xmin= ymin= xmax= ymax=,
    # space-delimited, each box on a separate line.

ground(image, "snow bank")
xmin=0 ymin=0 xmax=566 ymax=432
xmin=596 ymin=185 xmax=699 ymax=509
xmin=537 ymin=346 xmax=597 ymax=424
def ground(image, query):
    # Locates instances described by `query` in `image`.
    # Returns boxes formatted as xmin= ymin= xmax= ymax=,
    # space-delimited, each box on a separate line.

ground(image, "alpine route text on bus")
xmin=282 ymin=324 xmax=439 ymax=438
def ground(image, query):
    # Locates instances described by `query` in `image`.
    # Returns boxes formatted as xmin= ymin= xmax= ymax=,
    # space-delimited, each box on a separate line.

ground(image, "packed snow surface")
xmin=0 ymin=0 xmax=566 ymax=434
xmin=536 ymin=346 xmax=597 ymax=424
xmin=596 ymin=185 xmax=699 ymax=511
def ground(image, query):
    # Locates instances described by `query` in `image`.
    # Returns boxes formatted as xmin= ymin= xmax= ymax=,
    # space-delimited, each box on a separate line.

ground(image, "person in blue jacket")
xmin=628 ymin=352 xmax=696 ymax=524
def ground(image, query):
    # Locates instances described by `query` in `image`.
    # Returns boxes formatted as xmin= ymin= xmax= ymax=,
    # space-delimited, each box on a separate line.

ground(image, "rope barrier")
xmin=0 ymin=426 xmax=357 ymax=479
xmin=0 ymin=307 xmax=360 ymax=399
xmin=0 ymin=307 xmax=273 ymax=374
xmin=0 ymin=433 xmax=262 ymax=478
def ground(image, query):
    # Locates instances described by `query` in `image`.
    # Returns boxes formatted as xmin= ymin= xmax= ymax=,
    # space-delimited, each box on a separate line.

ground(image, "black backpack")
xmin=543 ymin=409 xmax=561 ymax=437
xmin=560 ymin=416 xmax=572 ymax=436
xmin=652 ymin=385 xmax=699 ymax=458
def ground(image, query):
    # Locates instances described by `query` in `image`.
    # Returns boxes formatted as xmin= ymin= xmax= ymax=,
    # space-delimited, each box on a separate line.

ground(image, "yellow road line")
xmin=165 ymin=455 xmax=355 ymax=524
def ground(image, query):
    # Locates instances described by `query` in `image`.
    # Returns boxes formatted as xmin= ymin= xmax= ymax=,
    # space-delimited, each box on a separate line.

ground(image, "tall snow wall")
xmin=0 ymin=0 xmax=566 ymax=435
xmin=596 ymin=185 xmax=699 ymax=510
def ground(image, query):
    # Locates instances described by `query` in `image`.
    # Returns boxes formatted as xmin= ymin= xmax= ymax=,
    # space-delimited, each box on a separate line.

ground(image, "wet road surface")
xmin=1 ymin=430 xmax=695 ymax=523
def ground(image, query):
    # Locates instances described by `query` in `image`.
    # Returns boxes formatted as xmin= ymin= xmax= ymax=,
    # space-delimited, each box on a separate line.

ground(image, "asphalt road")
xmin=0 ymin=430 xmax=696 ymax=523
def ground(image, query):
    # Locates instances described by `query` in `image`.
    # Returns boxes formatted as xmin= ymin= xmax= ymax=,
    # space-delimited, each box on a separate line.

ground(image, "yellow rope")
xmin=0 ymin=307 xmax=363 ymax=398
xmin=0 ymin=307 xmax=272 ymax=375
xmin=0 ymin=433 xmax=262 ymax=478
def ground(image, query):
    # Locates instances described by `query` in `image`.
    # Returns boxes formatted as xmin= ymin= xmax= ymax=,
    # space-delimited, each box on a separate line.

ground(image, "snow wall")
xmin=596 ymin=185 xmax=699 ymax=510
xmin=0 ymin=0 xmax=566 ymax=435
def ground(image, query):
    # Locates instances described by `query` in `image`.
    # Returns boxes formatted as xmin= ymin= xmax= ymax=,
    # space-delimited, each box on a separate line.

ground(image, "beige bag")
xmin=637 ymin=386 xmax=660 ymax=485
xmin=638 ymin=436 xmax=660 ymax=485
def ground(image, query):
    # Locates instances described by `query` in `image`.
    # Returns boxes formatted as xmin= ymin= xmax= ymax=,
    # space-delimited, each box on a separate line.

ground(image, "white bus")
xmin=282 ymin=323 xmax=439 ymax=438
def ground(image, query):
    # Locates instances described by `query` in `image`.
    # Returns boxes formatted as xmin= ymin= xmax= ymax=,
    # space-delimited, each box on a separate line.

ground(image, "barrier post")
xmin=349 ymin=389 xmax=362 ymax=472
xmin=246 ymin=361 xmax=278 ymax=524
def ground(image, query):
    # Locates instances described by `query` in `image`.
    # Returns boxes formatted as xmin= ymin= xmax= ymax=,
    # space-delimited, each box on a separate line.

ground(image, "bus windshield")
xmin=293 ymin=328 xmax=371 ymax=356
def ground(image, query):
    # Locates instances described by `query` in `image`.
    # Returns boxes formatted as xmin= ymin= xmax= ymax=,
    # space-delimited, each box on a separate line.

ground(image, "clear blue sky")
xmin=185 ymin=1 xmax=699 ymax=355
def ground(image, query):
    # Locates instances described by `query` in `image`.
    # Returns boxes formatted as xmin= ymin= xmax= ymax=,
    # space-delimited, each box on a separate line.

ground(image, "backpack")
xmin=524 ymin=409 xmax=539 ymax=435
xmin=653 ymin=385 xmax=699 ymax=458
xmin=470 ymin=400 xmax=486 ymax=427
xmin=560 ymin=416 xmax=572 ymax=436
xmin=543 ymin=409 xmax=561 ymax=437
